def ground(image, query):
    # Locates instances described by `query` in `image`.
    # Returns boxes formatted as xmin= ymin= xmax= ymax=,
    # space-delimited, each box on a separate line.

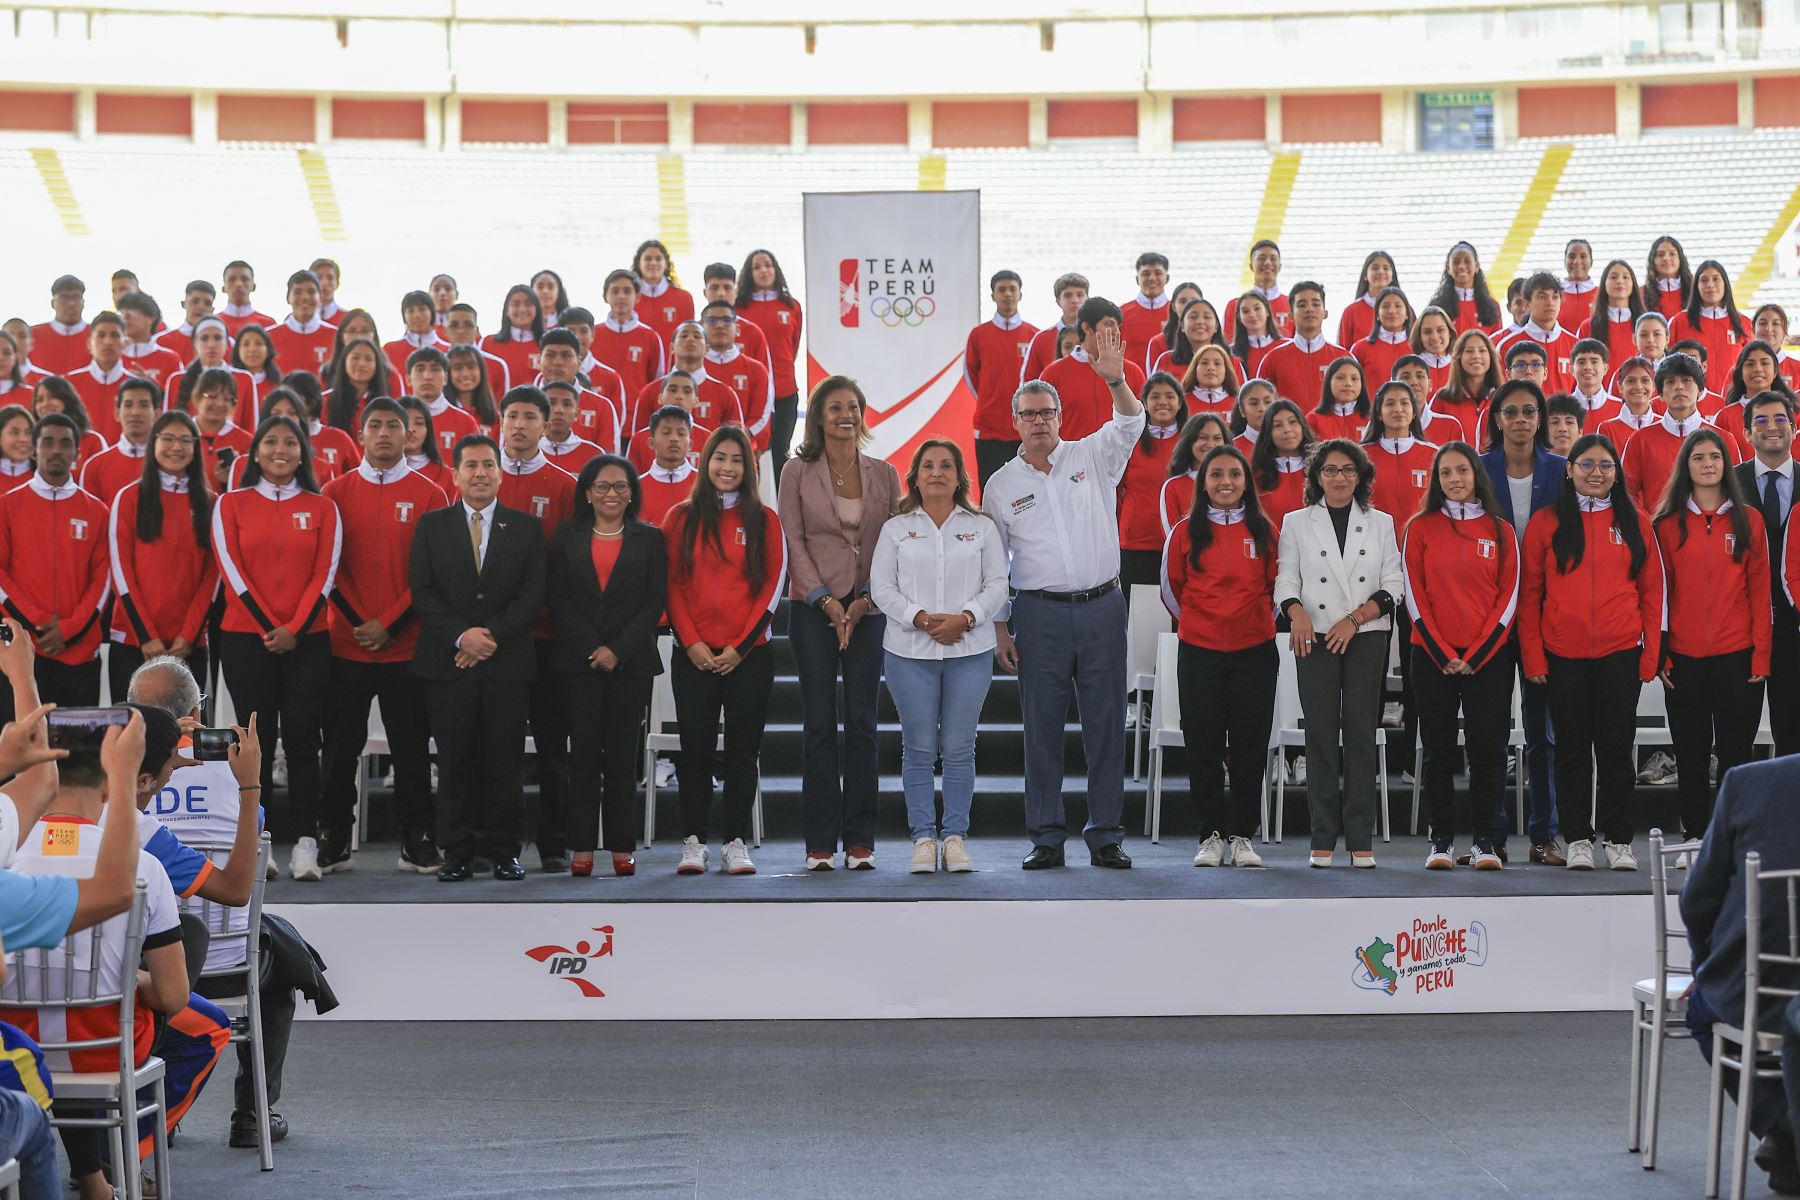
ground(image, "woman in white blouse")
xmin=1275 ymin=439 xmax=1406 ymax=868
xmin=870 ymin=438 xmax=1009 ymax=874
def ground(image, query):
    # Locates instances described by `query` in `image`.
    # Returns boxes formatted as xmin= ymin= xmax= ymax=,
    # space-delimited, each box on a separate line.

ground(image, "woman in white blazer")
xmin=1275 ymin=438 xmax=1406 ymax=867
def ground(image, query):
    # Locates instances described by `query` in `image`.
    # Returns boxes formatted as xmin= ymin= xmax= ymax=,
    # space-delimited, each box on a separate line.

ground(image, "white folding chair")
xmin=1707 ymin=851 xmax=1800 ymax=1200
xmin=1628 ymin=829 xmax=1699 ymax=1171
xmin=1126 ymin=584 xmax=1169 ymax=780
xmin=182 ymin=834 xmax=275 ymax=1171
xmin=0 ymin=886 xmax=169 ymax=1200
xmin=1271 ymin=641 xmax=1390 ymax=844
xmin=1144 ymin=633 xmax=1180 ymax=842
xmin=1408 ymin=681 xmax=1527 ymax=838
xmin=353 ymin=703 xmax=392 ymax=851
xmin=1625 ymin=679 xmax=1676 ymax=828
xmin=642 ymin=635 xmax=763 ymax=848
xmin=0 ymin=1155 xmax=18 ymax=1200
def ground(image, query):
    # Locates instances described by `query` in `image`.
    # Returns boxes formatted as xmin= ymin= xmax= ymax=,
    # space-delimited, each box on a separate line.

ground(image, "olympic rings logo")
xmin=868 ymin=296 xmax=937 ymax=327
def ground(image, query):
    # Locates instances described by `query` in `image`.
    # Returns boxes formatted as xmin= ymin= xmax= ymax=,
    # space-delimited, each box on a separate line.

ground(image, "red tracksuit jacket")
xmin=480 ymin=333 xmax=541 ymax=393
xmin=1656 ymin=501 xmax=1771 ymax=675
xmin=630 ymin=372 xmax=744 ymax=435
xmin=78 ymin=442 xmax=148 ymax=505
xmin=663 ymin=502 xmax=786 ymax=654
xmin=1367 ymin=438 xmax=1438 ymax=525
xmin=107 ymin=478 xmax=217 ymax=650
xmin=736 ymin=297 xmax=803 ymax=399
xmin=1621 ymin=414 xmax=1730 ymax=515
xmin=0 ymin=476 xmax=111 ymax=665
xmin=634 ymin=285 xmax=696 ymax=350
xmin=1160 ymin=515 xmax=1278 ymax=652
xmin=323 ymin=461 xmax=448 ymax=663
xmin=704 ymin=349 xmax=773 ymax=452
xmin=966 ymin=317 xmax=1039 ymax=441
xmin=1519 ymin=503 xmax=1664 ymax=679
xmin=1039 ymin=352 xmax=1145 ymax=441
xmin=1260 ymin=337 xmax=1342 ymax=412
xmin=29 ymin=321 xmax=91 ymax=375
xmin=266 ymin=317 xmax=337 ymax=375
xmin=1402 ymin=506 xmax=1519 ymax=672
xmin=1160 ymin=472 xmax=1196 ymax=536
xmin=1119 ymin=298 xmax=1170 ymax=373
xmin=588 ymin=319 xmax=665 ymax=399
xmin=1670 ymin=311 xmax=1750 ymax=396
xmin=1116 ymin=433 xmax=1178 ymax=552
xmin=210 ymin=480 xmax=341 ymax=636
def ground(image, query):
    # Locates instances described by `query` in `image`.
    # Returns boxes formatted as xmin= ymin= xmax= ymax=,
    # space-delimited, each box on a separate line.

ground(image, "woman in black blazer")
xmin=547 ymin=454 xmax=667 ymax=877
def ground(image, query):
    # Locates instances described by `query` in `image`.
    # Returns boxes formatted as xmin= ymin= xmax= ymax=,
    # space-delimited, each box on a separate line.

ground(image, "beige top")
xmin=833 ymin=495 xmax=864 ymax=556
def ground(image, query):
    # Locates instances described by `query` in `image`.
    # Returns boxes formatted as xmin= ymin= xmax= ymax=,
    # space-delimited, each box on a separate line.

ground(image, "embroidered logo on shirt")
xmin=1243 ymin=539 xmax=1258 ymax=559
xmin=734 ymin=528 xmax=748 ymax=545
xmin=529 ymin=496 xmax=550 ymax=518
xmin=292 ymin=512 xmax=313 ymax=531
xmin=1411 ymin=470 xmax=1428 ymax=488
xmin=952 ymin=532 xmax=979 ymax=542
xmin=1609 ymin=526 xmax=1624 ymax=545
xmin=1477 ymin=539 xmax=1496 ymax=559
xmin=1068 ymin=470 xmax=1087 ymax=485
xmin=1725 ymin=533 xmax=1737 ymax=553
xmin=68 ymin=518 xmax=88 ymax=541
xmin=394 ymin=501 xmax=416 ymax=523
xmin=1010 ymin=494 xmax=1037 ymax=514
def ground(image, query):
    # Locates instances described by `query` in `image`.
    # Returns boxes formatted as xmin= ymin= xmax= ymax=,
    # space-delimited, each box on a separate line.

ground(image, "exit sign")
xmin=1422 ymin=90 xmax=1494 ymax=108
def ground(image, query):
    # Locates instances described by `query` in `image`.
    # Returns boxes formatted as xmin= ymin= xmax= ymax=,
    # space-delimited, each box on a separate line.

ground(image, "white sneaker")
xmin=942 ymin=835 xmax=973 ymax=872
xmin=722 ymin=838 xmax=756 ymax=875
xmin=1426 ymin=840 xmax=1454 ymax=870
xmin=1605 ymin=841 xmax=1639 ymax=871
xmin=289 ymin=837 xmax=322 ymax=882
xmin=1637 ymin=751 xmax=1677 ymax=785
xmin=1193 ymin=832 xmax=1224 ymax=867
xmin=1124 ymin=700 xmax=1138 ymax=729
xmin=1229 ymin=836 xmax=1263 ymax=867
xmin=655 ymin=757 xmax=677 ymax=788
xmin=1290 ymin=756 xmax=1307 ymax=786
xmin=1566 ymin=838 xmax=1595 ymax=870
xmin=910 ymin=839 xmax=939 ymax=874
xmin=1351 ymin=852 xmax=1378 ymax=869
xmin=1469 ymin=840 xmax=1503 ymax=871
xmin=676 ymin=836 xmax=707 ymax=875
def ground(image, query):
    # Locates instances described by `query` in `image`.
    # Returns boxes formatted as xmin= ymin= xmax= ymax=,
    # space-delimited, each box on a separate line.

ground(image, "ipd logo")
xmin=525 ymin=925 xmax=615 ymax=999
xmin=839 ymin=258 xmax=860 ymax=328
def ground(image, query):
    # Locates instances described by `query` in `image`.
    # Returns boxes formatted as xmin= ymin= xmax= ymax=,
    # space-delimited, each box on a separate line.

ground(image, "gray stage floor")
xmin=171 ymin=1012 xmax=1758 ymax=1199
xmin=271 ymin=834 xmax=1660 ymax=903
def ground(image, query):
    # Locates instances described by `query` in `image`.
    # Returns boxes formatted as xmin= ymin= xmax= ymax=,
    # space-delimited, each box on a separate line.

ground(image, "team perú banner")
xmin=803 ymin=189 xmax=981 ymax=472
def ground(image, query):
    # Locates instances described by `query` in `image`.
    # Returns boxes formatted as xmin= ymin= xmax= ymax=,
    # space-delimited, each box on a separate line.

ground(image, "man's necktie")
xmin=469 ymin=509 xmax=484 ymax=573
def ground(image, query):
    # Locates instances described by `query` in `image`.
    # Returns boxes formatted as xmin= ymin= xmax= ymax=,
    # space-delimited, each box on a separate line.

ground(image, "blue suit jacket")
xmin=1480 ymin=446 xmax=1566 ymax=534
xmin=1683 ymin=757 xmax=1800 ymax=1028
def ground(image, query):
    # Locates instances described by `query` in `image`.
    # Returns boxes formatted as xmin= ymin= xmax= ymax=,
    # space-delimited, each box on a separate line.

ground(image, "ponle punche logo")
xmin=1352 ymin=915 xmax=1488 ymax=996
xmin=839 ymin=257 xmax=938 ymax=328
xmin=525 ymin=925 xmax=615 ymax=999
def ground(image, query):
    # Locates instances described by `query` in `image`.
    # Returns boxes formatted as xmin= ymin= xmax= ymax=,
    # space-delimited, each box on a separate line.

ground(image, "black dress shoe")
xmin=1021 ymin=845 xmax=1065 ymax=870
xmin=540 ymin=851 xmax=569 ymax=873
xmin=493 ymin=857 xmax=526 ymax=881
xmin=437 ymin=860 xmax=473 ymax=882
xmin=1090 ymin=844 xmax=1133 ymax=869
xmin=230 ymin=1109 xmax=288 ymax=1148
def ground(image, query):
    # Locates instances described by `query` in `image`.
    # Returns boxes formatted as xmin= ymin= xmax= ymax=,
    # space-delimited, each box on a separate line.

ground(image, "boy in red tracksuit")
xmin=537 ymin=329 xmax=624 ymax=451
xmin=1493 ymin=273 xmax=1580 ymax=394
xmin=1622 ymin=354 xmax=1723 ymax=514
xmin=591 ymin=270 xmax=665 ymax=398
xmin=406 ymin=347 xmax=481 ymax=459
xmin=966 ymin=269 xmax=1038 ymax=488
xmin=1118 ymin=253 xmax=1171 ymax=370
xmin=540 ymin=382 xmax=604 ymax=475
xmin=1040 ymin=298 xmax=1147 ymax=440
xmin=266 ymin=270 xmax=338 ymax=375
xmin=638 ymin=409 xmax=701 ymax=527
xmin=1258 ymin=283 xmax=1341 ymax=412
xmin=700 ymin=301 xmax=773 ymax=452
xmin=30 ymin=274 xmax=92 ymax=375
xmin=320 ymin=398 xmax=449 ymax=871
xmin=1021 ymin=272 xmax=1089 ymax=384
xmin=0 ymin=414 xmax=110 ymax=711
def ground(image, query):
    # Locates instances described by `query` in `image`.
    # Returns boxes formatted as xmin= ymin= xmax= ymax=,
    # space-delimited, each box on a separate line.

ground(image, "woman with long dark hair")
xmin=1578 ymin=259 xmax=1644 ymax=370
xmin=1275 ymin=439 xmax=1405 ymax=868
xmin=399 ymin=396 xmax=456 ymax=497
xmin=1363 ymin=381 xmax=1434 ymax=521
xmin=1251 ymin=398 xmax=1314 ymax=529
xmin=1671 ymin=259 xmax=1753 ymax=395
xmin=0 ymin=404 xmax=33 ymax=491
xmin=1158 ymin=413 xmax=1230 ymax=535
xmin=1429 ymin=241 xmax=1503 ymax=337
xmin=1144 ymin=282 xmax=1205 ymax=373
xmin=31 ymin=376 xmax=105 ymax=462
xmin=1150 ymin=293 xmax=1220 ymax=376
xmin=869 ymin=438 xmax=1008 ymax=874
xmin=230 ymin=322 xmax=283 ymax=419
xmin=1338 ymin=251 xmax=1400 ymax=346
xmin=106 ymin=410 xmax=216 ymax=699
xmin=1519 ymin=432 xmax=1663 ymax=871
xmin=632 ymin=241 xmax=695 ymax=349
xmin=481 ymin=285 xmax=545 ymax=389
xmin=1230 ymin=291 xmax=1280 ymax=380
xmin=548 ymin=454 xmax=666 ymax=878
xmin=734 ymin=249 xmax=804 ymax=483
xmin=1409 ymin=306 xmax=1457 ymax=398
xmin=1652 ymin=428 xmax=1769 ymax=843
xmin=1117 ymin=373 xmax=1187 ymax=590
xmin=531 ymin=269 xmax=571 ymax=332
xmin=321 ymin=308 xmax=403 ymax=396
xmin=1438 ymin=329 xmax=1502 ymax=448
xmin=1228 ymin=378 xmax=1275 ymax=454
xmin=323 ymin=337 xmax=388 ymax=435
xmin=0 ymin=331 xmax=27 ymax=397
xmin=211 ymin=414 xmax=342 ymax=880
xmin=663 ymin=425 xmax=786 ymax=876
xmin=1162 ymin=444 xmax=1277 ymax=867
xmin=446 ymin=343 xmax=501 ymax=430
xmin=1178 ymin=343 xmax=1240 ymax=419
xmin=1351 ymin=286 xmax=1416 ymax=386
xmin=1310 ymin=356 xmax=1371 ymax=442
xmin=1644 ymin=235 xmax=1693 ymax=318
xmin=1402 ymin=441 xmax=1519 ymax=870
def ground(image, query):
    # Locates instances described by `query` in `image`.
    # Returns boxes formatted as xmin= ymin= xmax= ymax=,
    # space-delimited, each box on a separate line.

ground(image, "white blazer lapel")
xmin=1324 ymin=505 xmax=1369 ymax=602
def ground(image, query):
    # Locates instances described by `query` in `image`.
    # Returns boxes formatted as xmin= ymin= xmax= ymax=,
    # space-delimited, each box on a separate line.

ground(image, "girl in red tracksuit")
xmin=1519 ymin=433 xmax=1664 ymax=869
xmin=1117 ymin=375 xmax=1186 ymax=589
xmin=1250 ymin=399 xmax=1314 ymax=531
xmin=1577 ymin=259 xmax=1645 ymax=370
xmin=1669 ymin=260 xmax=1753 ymax=396
xmin=107 ymin=411 xmax=217 ymax=701
xmin=734 ymin=250 xmax=803 ymax=478
xmin=663 ymin=425 xmax=786 ymax=875
xmin=1402 ymin=442 xmax=1520 ymax=869
xmin=1644 ymin=236 xmax=1692 ymax=319
xmin=211 ymin=414 xmax=342 ymax=869
xmin=1161 ymin=444 xmax=1278 ymax=865
xmin=1364 ymin=380 xmax=1438 ymax=772
xmin=1652 ymin=427 xmax=1770 ymax=840
xmin=400 ymin=397 xmax=458 ymax=499
xmin=1158 ymin=414 xmax=1229 ymax=536
xmin=1351 ymin=287 xmax=1416 ymax=387
xmin=1310 ymin=356 xmax=1371 ymax=442
xmin=1438 ymin=330 xmax=1502 ymax=449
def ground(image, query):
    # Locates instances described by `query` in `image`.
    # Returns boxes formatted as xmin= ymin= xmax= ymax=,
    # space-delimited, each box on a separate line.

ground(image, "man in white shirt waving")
xmin=984 ymin=323 xmax=1145 ymax=869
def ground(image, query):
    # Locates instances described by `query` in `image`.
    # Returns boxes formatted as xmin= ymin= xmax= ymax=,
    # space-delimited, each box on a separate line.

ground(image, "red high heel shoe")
xmin=570 ymin=857 xmax=594 ymax=877
xmin=612 ymin=853 xmax=636 ymax=877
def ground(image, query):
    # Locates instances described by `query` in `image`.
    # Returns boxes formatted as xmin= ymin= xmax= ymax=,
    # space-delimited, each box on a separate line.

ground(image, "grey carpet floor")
xmin=170 ymin=1012 xmax=1756 ymax=1198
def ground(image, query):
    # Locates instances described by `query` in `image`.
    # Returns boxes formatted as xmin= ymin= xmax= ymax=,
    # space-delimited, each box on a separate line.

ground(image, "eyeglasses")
xmin=589 ymin=481 xmax=632 ymax=494
xmin=1753 ymin=414 xmax=1793 ymax=428
xmin=1498 ymin=406 xmax=1539 ymax=420
xmin=155 ymin=434 xmax=197 ymax=447
xmin=1015 ymin=407 xmax=1061 ymax=424
xmin=1508 ymin=364 xmax=1547 ymax=375
xmin=1317 ymin=464 xmax=1359 ymax=478
xmin=1573 ymin=459 xmax=1618 ymax=473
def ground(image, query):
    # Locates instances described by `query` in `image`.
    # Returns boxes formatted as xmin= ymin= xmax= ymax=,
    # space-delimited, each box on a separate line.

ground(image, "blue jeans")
xmin=0 ymin=1088 xmax=57 ymax=1200
xmin=885 ymin=651 xmax=992 ymax=840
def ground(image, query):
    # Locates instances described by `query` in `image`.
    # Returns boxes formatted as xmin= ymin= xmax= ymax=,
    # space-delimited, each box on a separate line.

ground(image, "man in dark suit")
xmin=410 ymin=434 xmax=544 ymax=881
xmin=1479 ymin=380 xmax=1568 ymax=865
xmin=1736 ymin=390 xmax=1797 ymax=756
xmin=1683 ymin=757 xmax=1800 ymax=1193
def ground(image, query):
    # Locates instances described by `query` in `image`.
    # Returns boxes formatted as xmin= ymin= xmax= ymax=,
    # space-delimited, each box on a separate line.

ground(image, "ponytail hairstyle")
xmin=530 ymin=270 xmax=571 ymax=323
xmin=1652 ymin=427 xmax=1753 ymax=563
xmin=1184 ymin=445 xmax=1275 ymax=571
xmin=676 ymin=425 xmax=767 ymax=588
xmin=1643 ymin=235 xmax=1694 ymax=312
xmin=1167 ymin=413 xmax=1231 ymax=477
xmin=1137 ymin=372 xmax=1187 ymax=456
xmin=1229 ymin=378 xmax=1276 ymax=439
xmin=1411 ymin=441 xmax=1506 ymax=544
xmin=1429 ymin=241 xmax=1501 ymax=330
xmin=136 ymin=411 xmax=212 ymax=549
xmin=1229 ymin=291 xmax=1275 ymax=365
xmin=1550 ymin=432 xmax=1645 ymax=576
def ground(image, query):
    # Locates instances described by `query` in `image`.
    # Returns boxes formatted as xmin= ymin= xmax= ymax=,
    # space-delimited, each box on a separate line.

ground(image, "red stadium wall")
xmin=1281 ymin=93 xmax=1380 ymax=143
xmin=569 ymin=102 xmax=669 ymax=146
xmin=1046 ymin=99 xmax=1137 ymax=140
xmin=807 ymin=102 xmax=908 ymax=146
xmin=694 ymin=103 xmax=791 ymax=146
xmin=0 ymin=90 xmax=75 ymax=133
xmin=932 ymin=101 xmax=1028 ymax=149
xmin=460 ymin=99 xmax=548 ymax=144
xmin=1641 ymin=82 xmax=1738 ymax=129
xmin=96 ymin=93 xmax=191 ymax=137
xmin=217 ymin=95 xmax=314 ymax=142
xmin=333 ymin=99 xmax=426 ymax=141
xmin=1755 ymin=77 xmax=1800 ymax=128
xmin=1517 ymin=85 xmax=1617 ymax=137
xmin=1172 ymin=96 xmax=1266 ymax=142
